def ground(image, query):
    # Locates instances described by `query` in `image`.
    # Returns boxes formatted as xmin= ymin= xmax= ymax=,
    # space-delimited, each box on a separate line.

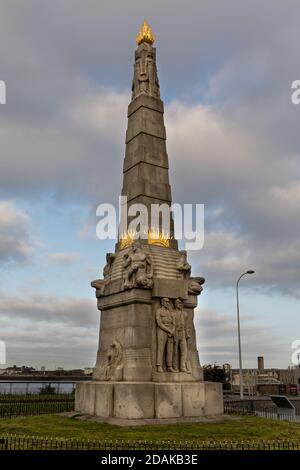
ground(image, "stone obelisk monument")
xmin=75 ymin=21 xmax=223 ymax=422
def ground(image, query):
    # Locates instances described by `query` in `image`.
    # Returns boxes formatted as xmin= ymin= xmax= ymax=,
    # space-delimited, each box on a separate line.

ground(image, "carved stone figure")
xmin=91 ymin=279 xmax=106 ymax=297
xmin=177 ymin=250 xmax=191 ymax=279
xmin=173 ymin=298 xmax=191 ymax=373
xmin=123 ymin=242 xmax=153 ymax=289
xmin=95 ymin=340 xmax=123 ymax=381
xmin=91 ymin=253 xmax=115 ymax=297
xmin=132 ymin=42 xmax=160 ymax=100
xmin=156 ymin=298 xmax=176 ymax=372
xmin=188 ymin=276 xmax=205 ymax=295
xmin=103 ymin=253 xmax=115 ymax=279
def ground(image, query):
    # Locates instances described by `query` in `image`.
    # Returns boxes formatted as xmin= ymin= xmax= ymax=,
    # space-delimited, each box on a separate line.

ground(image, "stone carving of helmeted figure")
xmin=103 ymin=253 xmax=115 ymax=279
xmin=132 ymin=42 xmax=160 ymax=100
xmin=177 ymin=250 xmax=191 ymax=279
xmin=91 ymin=252 xmax=115 ymax=297
xmin=173 ymin=298 xmax=191 ymax=373
xmin=156 ymin=298 xmax=176 ymax=373
xmin=123 ymin=242 xmax=153 ymax=290
xmin=95 ymin=340 xmax=123 ymax=381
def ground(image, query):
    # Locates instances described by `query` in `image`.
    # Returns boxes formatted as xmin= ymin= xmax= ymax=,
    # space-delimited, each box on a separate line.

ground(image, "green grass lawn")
xmin=0 ymin=414 xmax=299 ymax=442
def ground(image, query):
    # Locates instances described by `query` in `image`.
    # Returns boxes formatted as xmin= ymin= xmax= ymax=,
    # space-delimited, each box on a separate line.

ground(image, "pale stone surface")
xmin=182 ymin=383 xmax=205 ymax=417
xmin=124 ymin=134 xmax=168 ymax=172
xmin=125 ymin=106 xmax=166 ymax=143
xmin=204 ymin=382 xmax=224 ymax=415
xmin=80 ymin=382 xmax=96 ymax=416
xmin=123 ymin=365 xmax=152 ymax=382
xmin=74 ymin=382 xmax=85 ymax=412
xmin=127 ymin=94 xmax=164 ymax=117
xmin=75 ymin=381 xmax=223 ymax=422
xmin=114 ymin=383 xmax=155 ymax=419
xmin=152 ymin=371 xmax=195 ymax=382
xmin=155 ymin=383 xmax=182 ymax=418
xmin=94 ymin=383 xmax=113 ymax=418
xmin=152 ymin=279 xmax=187 ymax=299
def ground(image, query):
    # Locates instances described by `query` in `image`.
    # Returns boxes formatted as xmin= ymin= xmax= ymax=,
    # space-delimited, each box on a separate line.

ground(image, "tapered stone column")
xmin=75 ymin=21 xmax=223 ymax=423
xmin=120 ymin=38 xmax=175 ymax=243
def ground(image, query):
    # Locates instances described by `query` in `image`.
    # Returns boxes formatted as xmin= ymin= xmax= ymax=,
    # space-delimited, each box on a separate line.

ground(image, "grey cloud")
xmin=196 ymin=309 xmax=288 ymax=368
xmin=0 ymin=293 xmax=99 ymax=367
xmin=47 ymin=252 xmax=80 ymax=265
xmin=1 ymin=322 xmax=98 ymax=369
xmin=189 ymin=227 xmax=300 ymax=298
xmin=0 ymin=201 xmax=34 ymax=266
xmin=0 ymin=295 xmax=98 ymax=327
xmin=0 ymin=2 xmax=299 ymax=309
xmin=166 ymin=102 xmax=300 ymax=297
xmin=0 ymin=93 xmax=126 ymax=202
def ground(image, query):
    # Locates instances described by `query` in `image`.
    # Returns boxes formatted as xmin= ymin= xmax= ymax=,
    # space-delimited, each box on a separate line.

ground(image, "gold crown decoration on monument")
xmin=147 ymin=228 xmax=170 ymax=248
xmin=136 ymin=20 xmax=155 ymax=45
xmin=119 ymin=230 xmax=136 ymax=249
xmin=119 ymin=228 xmax=170 ymax=249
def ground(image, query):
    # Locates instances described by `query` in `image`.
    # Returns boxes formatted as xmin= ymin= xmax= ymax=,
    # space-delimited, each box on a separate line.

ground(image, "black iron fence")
xmin=0 ymin=393 xmax=74 ymax=403
xmin=0 ymin=435 xmax=299 ymax=450
xmin=0 ymin=397 xmax=74 ymax=419
xmin=224 ymin=400 xmax=300 ymax=422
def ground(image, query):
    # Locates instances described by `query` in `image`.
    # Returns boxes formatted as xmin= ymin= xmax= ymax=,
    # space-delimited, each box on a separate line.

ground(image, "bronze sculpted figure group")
xmin=156 ymin=297 xmax=191 ymax=374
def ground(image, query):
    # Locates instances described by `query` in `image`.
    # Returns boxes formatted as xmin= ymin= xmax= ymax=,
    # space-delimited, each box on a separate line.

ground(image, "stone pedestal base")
xmin=75 ymin=381 xmax=223 ymax=421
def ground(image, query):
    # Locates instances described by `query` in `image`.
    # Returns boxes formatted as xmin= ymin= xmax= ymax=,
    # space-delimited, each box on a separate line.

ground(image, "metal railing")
xmin=0 ymin=397 xmax=74 ymax=419
xmin=0 ymin=435 xmax=299 ymax=450
xmin=224 ymin=400 xmax=300 ymax=422
xmin=0 ymin=393 xmax=74 ymax=403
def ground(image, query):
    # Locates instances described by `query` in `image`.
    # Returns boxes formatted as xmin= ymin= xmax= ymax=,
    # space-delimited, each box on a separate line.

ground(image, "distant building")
xmin=2 ymin=365 xmax=36 ymax=375
xmin=225 ymin=357 xmax=300 ymax=396
xmin=0 ymin=366 xmax=86 ymax=377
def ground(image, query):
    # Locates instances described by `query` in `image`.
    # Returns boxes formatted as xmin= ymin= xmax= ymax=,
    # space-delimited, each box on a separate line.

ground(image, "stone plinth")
xmin=75 ymin=381 xmax=223 ymax=422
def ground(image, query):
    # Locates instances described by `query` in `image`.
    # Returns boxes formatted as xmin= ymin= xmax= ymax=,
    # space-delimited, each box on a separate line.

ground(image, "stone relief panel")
xmin=156 ymin=298 xmax=175 ymax=373
xmin=173 ymin=298 xmax=191 ymax=374
xmin=94 ymin=340 xmax=123 ymax=381
xmin=155 ymin=297 xmax=192 ymax=374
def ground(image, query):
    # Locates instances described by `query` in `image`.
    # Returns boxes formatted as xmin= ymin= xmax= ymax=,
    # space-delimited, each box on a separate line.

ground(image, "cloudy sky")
xmin=0 ymin=0 xmax=299 ymax=370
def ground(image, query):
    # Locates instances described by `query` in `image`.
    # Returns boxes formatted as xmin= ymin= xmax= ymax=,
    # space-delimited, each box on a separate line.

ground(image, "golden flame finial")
xmin=136 ymin=20 xmax=155 ymax=46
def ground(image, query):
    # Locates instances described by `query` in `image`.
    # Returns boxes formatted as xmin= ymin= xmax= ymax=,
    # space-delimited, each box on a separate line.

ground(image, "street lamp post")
xmin=236 ymin=270 xmax=255 ymax=400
